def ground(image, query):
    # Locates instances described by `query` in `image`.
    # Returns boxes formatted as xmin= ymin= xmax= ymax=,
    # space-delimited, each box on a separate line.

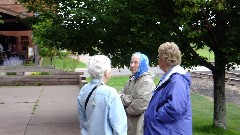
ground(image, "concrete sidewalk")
xmin=0 ymin=85 xmax=80 ymax=135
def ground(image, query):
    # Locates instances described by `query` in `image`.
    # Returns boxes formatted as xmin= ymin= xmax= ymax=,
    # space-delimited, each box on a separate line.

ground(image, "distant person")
xmin=77 ymin=55 xmax=127 ymax=135
xmin=120 ymin=52 xmax=156 ymax=135
xmin=144 ymin=42 xmax=192 ymax=135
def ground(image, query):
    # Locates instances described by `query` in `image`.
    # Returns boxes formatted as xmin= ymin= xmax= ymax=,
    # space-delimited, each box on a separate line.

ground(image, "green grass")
xmin=195 ymin=46 xmax=215 ymax=62
xmin=86 ymin=76 xmax=131 ymax=91
xmin=87 ymin=76 xmax=240 ymax=135
xmin=86 ymin=76 xmax=161 ymax=92
xmin=42 ymin=56 xmax=86 ymax=70
xmin=192 ymin=94 xmax=240 ymax=135
xmin=107 ymin=76 xmax=130 ymax=91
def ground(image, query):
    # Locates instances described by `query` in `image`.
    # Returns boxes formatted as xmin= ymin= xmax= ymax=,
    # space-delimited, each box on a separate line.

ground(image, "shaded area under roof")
xmin=0 ymin=8 xmax=31 ymax=31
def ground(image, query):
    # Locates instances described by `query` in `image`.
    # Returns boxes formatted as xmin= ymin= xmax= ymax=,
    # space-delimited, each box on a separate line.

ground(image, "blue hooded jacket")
xmin=144 ymin=65 xmax=192 ymax=135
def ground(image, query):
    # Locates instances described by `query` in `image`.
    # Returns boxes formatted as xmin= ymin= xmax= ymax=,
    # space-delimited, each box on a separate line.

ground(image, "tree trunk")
xmin=212 ymin=55 xmax=226 ymax=129
xmin=50 ymin=57 xmax=53 ymax=66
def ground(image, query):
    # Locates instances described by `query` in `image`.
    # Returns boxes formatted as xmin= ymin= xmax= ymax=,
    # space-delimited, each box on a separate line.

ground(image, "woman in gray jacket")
xmin=120 ymin=52 xmax=156 ymax=135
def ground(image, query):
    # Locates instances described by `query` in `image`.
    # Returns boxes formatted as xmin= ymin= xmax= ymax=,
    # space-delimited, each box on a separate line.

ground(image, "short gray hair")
xmin=87 ymin=55 xmax=111 ymax=79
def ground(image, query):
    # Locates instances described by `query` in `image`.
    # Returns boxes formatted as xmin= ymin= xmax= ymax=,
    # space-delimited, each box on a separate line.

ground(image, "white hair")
xmin=132 ymin=52 xmax=141 ymax=59
xmin=87 ymin=55 xmax=111 ymax=79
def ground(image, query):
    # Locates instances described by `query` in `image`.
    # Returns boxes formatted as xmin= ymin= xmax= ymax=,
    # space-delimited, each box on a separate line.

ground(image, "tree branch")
xmin=185 ymin=43 xmax=214 ymax=70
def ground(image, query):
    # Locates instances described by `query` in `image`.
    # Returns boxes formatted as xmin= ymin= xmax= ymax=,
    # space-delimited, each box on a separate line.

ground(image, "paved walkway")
xmin=0 ymin=85 xmax=80 ymax=135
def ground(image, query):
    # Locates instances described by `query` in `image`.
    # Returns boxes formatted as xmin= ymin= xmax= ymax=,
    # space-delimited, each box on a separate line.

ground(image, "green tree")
xmin=38 ymin=46 xmax=57 ymax=65
xmin=166 ymin=1 xmax=240 ymax=129
xmin=19 ymin=0 xmax=240 ymax=129
xmin=0 ymin=15 xmax=3 ymax=24
xmin=19 ymin=0 xmax=106 ymax=57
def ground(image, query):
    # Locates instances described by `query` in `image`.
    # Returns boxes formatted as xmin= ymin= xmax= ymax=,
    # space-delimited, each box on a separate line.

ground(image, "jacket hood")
xmin=158 ymin=65 xmax=191 ymax=87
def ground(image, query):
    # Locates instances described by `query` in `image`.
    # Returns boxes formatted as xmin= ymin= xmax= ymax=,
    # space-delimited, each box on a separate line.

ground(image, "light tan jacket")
xmin=120 ymin=71 xmax=156 ymax=135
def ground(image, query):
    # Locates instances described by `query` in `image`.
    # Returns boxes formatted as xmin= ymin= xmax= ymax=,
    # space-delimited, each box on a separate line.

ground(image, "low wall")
xmin=191 ymin=71 xmax=240 ymax=87
xmin=0 ymin=66 xmax=87 ymax=86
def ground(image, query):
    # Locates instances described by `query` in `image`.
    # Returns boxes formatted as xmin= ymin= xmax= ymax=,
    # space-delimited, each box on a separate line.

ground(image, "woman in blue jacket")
xmin=77 ymin=55 xmax=127 ymax=135
xmin=144 ymin=42 xmax=192 ymax=135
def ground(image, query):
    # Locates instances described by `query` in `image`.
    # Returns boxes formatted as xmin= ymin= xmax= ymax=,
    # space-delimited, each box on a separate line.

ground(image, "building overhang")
xmin=0 ymin=6 xmax=29 ymax=18
xmin=0 ymin=7 xmax=31 ymax=31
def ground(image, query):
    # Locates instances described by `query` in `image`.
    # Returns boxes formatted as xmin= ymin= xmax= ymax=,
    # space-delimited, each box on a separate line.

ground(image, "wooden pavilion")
xmin=0 ymin=0 xmax=35 ymax=65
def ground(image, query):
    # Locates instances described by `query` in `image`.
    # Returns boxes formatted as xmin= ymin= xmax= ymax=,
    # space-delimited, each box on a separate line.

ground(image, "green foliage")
xmin=19 ymin=0 xmax=240 ymax=68
xmin=57 ymin=50 xmax=70 ymax=59
xmin=38 ymin=46 xmax=57 ymax=57
xmin=0 ymin=15 xmax=3 ymax=24
xmin=6 ymin=72 xmax=17 ymax=76
xmin=31 ymin=72 xmax=49 ymax=75
xmin=23 ymin=60 xmax=34 ymax=66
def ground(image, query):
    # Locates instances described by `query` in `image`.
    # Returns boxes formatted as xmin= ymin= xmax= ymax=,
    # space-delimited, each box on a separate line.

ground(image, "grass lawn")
xmin=195 ymin=46 xmax=215 ymax=62
xmin=41 ymin=56 xmax=86 ymax=70
xmin=191 ymin=94 xmax=240 ymax=135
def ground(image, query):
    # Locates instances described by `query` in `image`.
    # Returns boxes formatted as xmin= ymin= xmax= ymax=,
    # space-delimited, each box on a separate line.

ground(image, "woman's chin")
xmin=130 ymin=70 xmax=137 ymax=74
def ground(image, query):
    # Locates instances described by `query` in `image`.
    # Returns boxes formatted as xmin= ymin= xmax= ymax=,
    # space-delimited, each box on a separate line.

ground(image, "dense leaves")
xmin=18 ymin=0 xmax=240 ymax=67
xmin=0 ymin=15 xmax=3 ymax=24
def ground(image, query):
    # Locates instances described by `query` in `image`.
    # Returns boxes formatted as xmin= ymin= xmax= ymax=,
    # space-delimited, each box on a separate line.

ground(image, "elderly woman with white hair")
xmin=77 ymin=55 xmax=127 ymax=135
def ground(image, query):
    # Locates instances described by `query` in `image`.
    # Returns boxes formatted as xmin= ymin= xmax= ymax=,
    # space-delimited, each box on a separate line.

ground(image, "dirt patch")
xmin=191 ymin=77 xmax=240 ymax=105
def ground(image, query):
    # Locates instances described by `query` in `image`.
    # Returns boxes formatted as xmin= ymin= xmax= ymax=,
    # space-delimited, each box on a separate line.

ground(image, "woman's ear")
xmin=102 ymin=69 xmax=111 ymax=84
xmin=104 ymin=70 xmax=108 ymax=76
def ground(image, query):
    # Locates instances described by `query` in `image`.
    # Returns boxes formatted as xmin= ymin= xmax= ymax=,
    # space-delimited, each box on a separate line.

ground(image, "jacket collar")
xmin=155 ymin=65 xmax=186 ymax=89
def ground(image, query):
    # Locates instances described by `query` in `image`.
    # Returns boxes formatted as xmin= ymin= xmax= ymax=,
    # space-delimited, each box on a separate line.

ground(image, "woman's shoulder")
xmin=141 ymin=71 xmax=155 ymax=78
xmin=98 ymin=85 xmax=119 ymax=95
xmin=170 ymin=72 xmax=191 ymax=84
xmin=138 ymin=72 xmax=155 ymax=82
xmin=100 ymin=84 xmax=116 ymax=91
xmin=79 ymin=83 xmax=90 ymax=93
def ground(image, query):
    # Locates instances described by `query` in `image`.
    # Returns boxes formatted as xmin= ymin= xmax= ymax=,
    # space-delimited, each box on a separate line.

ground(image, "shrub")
xmin=3 ymin=56 xmax=23 ymax=66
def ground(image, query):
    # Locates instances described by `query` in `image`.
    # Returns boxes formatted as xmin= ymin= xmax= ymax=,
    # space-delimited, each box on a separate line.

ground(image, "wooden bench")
xmin=0 ymin=66 xmax=87 ymax=86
